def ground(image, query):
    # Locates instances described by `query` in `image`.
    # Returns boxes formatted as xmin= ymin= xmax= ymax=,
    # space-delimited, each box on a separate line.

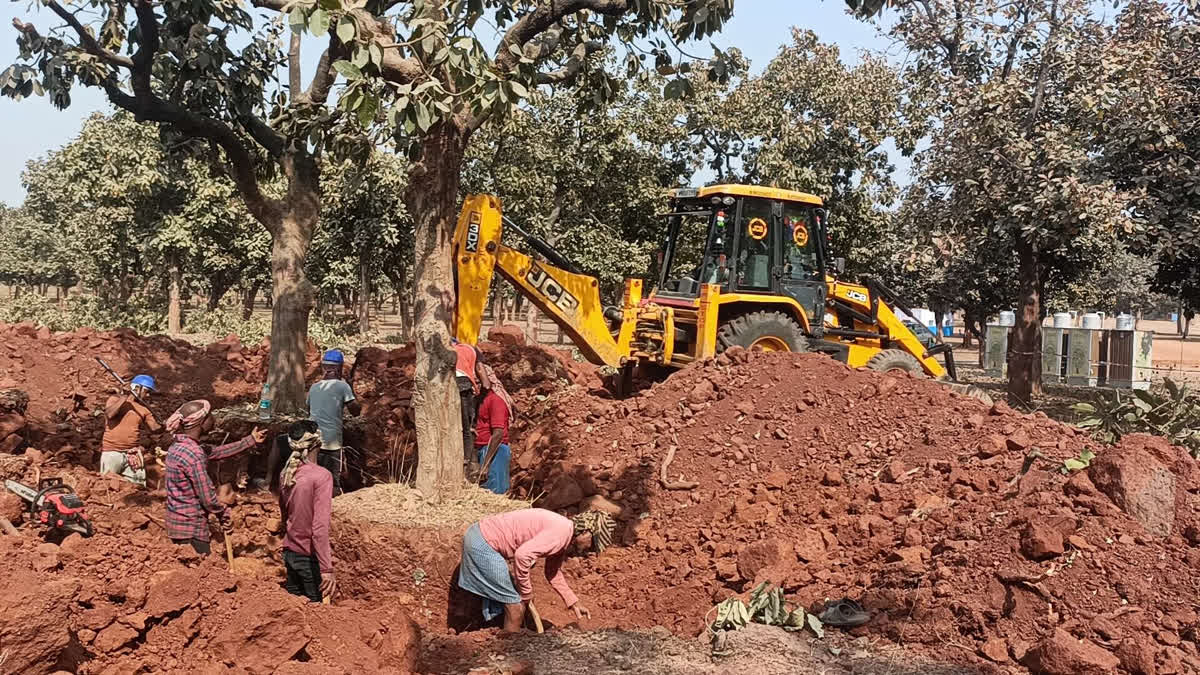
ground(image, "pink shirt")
xmin=478 ymin=508 xmax=578 ymax=607
xmin=281 ymin=463 xmax=334 ymax=573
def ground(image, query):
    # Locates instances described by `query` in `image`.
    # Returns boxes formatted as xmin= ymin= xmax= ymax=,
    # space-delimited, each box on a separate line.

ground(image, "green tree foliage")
xmin=17 ymin=113 xmax=268 ymax=325
xmin=462 ymin=75 xmax=692 ymax=299
xmin=1093 ymin=0 xmax=1200 ymax=312
xmin=0 ymin=206 xmax=76 ymax=292
xmin=886 ymin=0 xmax=1139 ymax=403
xmin=310 ymin=153 xmax=412 ymax=333
xmin=670 ymin=30 xmax=911 ymax=277
xmin=728 ymin=30 xmax=911 ymax=273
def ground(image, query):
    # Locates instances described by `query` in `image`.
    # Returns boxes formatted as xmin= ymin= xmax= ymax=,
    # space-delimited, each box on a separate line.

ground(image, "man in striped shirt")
xmin=163 ymin=400 xmax=265 ymax=555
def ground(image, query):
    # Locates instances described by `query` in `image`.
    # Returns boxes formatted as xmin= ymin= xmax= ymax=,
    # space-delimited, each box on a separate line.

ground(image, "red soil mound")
xmin=505 ymin=349 xmax=1200 ymax=673
xmin=0 ymin=460 xmax=418 ymax=674
xmin=0 ymin=322 xmax=274 ymax=467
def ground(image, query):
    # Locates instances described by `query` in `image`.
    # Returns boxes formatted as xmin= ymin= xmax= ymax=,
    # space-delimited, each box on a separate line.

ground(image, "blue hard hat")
xmin=131 ymin=375 xmax=156 ymax=391
xmin=321 ymin=349 xmax=344 ymax=365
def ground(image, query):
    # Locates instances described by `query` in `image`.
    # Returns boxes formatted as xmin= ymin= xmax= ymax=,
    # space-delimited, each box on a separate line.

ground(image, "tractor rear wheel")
xmin=717 ymin=311 xmax=808 ymax=353
xmin=865 ymin=349 xmax=924 ymax=375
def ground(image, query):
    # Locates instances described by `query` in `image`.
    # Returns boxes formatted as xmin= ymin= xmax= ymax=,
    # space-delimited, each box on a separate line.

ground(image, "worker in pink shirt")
xmin=458 ymin=508 xmax=615 ymax=632
xmin=277 ymin=420 xmax=335 ymax=602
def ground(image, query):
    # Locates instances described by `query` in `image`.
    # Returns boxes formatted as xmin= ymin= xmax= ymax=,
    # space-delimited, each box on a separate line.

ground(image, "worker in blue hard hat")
xmin=306 ymin=349 xmax=361 ymax=495
xmin=100 ymin=374 xmax=161 ymax=486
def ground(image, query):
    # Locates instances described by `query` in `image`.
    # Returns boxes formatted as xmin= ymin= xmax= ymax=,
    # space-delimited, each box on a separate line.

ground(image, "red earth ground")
xmin=0 ymin=323 xmax=1198 ymax=674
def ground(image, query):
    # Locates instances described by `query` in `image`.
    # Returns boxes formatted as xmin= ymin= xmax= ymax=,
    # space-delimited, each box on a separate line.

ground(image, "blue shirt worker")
xmin=306 ymin=350 xmax=361 ymax=495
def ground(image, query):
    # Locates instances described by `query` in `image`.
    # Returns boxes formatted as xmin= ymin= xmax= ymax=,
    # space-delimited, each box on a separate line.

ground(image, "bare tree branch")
xmin=250 ymin=0 xmax=289 ymax=11
xmin=243 ymin=114 xmax=287 ymax=158
xmin=39 ymin=2 xmax=133 ymax=68
xmin=288 ymin=32 xmax=302 ymax=95
xmin=494 ymin=0 xmax=631 ymax=74
xmin=306 ymin=33 xmax=341 ymax=104
xmin=535 ymin=40 xmax=603 ymax=85
xmin=379 ymin=51 xmax=424 ymax=84
xmin=33 ymin=0 xmax=286 ymax=228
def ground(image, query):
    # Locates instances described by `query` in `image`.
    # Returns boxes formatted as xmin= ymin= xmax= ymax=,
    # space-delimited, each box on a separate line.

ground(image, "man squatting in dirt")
xmin=99 ymin=374 xmax=160 ymax=486
xmin=307 ymin=349 xmax=361 ymax=496
xmin=163 ymin=400 xmax=266 ymax=555
xmin=276 ymin=420 xmax=336 ymax=602
xmin=458 ymin=508 xmax=615 ymax=632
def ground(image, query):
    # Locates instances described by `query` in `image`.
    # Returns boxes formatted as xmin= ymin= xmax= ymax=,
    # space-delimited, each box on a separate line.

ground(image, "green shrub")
xmin=0 ymin=294 xmax=165 ymax=334
xmin=1073 ymin=379 xmax=1200 ymax=458
xmin=184 ymin=303 xmax=271 ymax=343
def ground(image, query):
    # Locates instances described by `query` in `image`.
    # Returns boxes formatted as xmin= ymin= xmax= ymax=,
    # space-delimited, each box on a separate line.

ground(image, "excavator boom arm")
xmin=453 ymin=194 xmax=627 ymax=368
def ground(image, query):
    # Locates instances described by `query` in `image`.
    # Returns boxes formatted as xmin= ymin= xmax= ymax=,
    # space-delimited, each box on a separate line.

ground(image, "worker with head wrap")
xmin=276 ymin=420 xmax=335 ymax=602
xmin=457 ymin=508 xmax=614 ymax=632
xmin=474 ymin=362 xmax=516 ymax=494
xmin=163 ymin=400 xmax=266 ymax=555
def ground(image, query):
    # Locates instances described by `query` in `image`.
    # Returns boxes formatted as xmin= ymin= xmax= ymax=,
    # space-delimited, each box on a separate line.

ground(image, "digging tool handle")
xmin=527 ymin=600 xmax=545 ymax=634
xmin=0 ymin=516 xmax=19 ymax=537
xmin=95 ymin=357 xmax=160 ymax=424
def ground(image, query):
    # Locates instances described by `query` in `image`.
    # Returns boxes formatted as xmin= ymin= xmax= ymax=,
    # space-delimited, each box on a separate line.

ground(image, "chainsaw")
xmin=4 ymin=477 xmax=94 ymax=537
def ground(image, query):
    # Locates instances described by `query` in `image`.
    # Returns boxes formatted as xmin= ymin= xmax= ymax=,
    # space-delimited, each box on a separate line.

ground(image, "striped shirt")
xmin=164 ymin=434 xmax=256 ymax=542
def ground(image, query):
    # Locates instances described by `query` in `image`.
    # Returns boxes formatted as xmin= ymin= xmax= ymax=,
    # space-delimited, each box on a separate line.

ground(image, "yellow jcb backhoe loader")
xmin=452 ymin=185 xmax=965 ymax=392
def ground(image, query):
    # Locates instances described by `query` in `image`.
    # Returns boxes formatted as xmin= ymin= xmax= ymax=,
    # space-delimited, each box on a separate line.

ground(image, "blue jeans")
xmin=476 ymin=443 xmax=510 ymax=495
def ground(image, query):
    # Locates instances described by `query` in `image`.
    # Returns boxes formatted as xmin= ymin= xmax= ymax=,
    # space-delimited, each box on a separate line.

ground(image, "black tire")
xmin=717 ymin=311 xmax=809 ymax=353
xmin=865 ymin=349 xmax=924 ymax=375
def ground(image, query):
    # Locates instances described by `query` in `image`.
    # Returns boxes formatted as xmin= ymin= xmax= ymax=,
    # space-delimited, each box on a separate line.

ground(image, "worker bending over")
xmin=163 ymin=400 xmax=265 ymax=555
xmin=100 ymin=374 xmax=160 ymax=486
xmin=475 ymin=363 xmax=515 ymax=494
xmin=307 ymin=349 xmax=361 ymax=495
xmin=457 ymin=508 xmax=613 ymax=632
xmin=278 ymin=420 xmax=336 ymax=603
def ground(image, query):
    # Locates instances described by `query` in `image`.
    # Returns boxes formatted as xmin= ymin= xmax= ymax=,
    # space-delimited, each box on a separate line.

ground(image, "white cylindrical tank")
xmin=1081 ymin=312 xmax=1102 ymax=329
xmin=1052 ymin=312 xmax=1072 ymax=328
xmin=1115 ymin=313 xmax=1134 ymax=331
xmin=998 ymin=310 xmax=1016 ymax=326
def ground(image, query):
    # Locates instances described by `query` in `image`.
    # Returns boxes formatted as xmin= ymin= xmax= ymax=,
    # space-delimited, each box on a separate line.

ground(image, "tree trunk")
xmin=266 ymin=211 xmax=317 ymax=412
xmin=241 ymin=281 xmax=261 ymax=320
xmin=1008 ymin=236 xmax=1042 ymax=405
xmin=359 ymin=248 xmax=371 ymax=334
xmin=407 ymin=122 xmax=470 ymax=498
xmin=167 ymin=253 xmax=183 ymax=334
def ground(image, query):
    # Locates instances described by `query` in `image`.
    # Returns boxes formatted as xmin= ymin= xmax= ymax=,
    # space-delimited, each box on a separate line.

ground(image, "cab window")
xmin=781 ymin=203 xmax=820 ymax=281
xmin=735 ymin=198 xmax=773 ymax=291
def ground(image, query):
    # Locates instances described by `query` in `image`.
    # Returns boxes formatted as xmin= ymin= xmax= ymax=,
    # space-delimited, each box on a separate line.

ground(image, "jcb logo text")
xmin=526 ymin=265 xmax=579 ymax=314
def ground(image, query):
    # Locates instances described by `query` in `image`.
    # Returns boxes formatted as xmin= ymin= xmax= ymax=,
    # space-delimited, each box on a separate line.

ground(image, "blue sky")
xmin=0 ymin=1 xmax=893 ymax=207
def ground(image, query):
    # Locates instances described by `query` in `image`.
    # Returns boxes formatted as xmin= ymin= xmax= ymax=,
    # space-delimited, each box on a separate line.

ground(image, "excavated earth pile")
xmin=0 ymin=322 xmax=274 ymax=467
xmin=4 ymin=320 xmax=1200 ymax=674
xmin=506 ymin=348 xmax=1200 ymax=674
xmin=0 ymin=457 xmax=419 ymax=674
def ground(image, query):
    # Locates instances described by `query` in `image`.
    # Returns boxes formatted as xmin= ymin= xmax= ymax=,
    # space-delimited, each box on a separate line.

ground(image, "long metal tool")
xmin=95 ymin=357 xmax=161 ymax=424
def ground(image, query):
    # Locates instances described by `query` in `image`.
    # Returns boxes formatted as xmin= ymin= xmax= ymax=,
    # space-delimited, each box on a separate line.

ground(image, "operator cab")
xmin=654 ymin=185 xmax=832 ymax=327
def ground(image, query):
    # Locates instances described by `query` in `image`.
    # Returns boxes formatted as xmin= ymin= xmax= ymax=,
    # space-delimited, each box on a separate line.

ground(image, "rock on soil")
xmin=1021 ymin=628 xmax=1121 ymax=674
xmin=1088 ymin=441 xmax=1178 ymax=538
xmin=0 ymin=571 xmax=81 ymax=674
